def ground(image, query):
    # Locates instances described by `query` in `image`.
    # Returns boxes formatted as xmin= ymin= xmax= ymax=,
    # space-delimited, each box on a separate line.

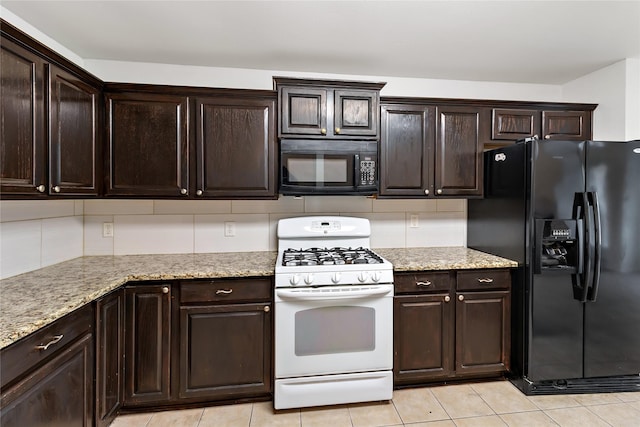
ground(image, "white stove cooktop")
xmin=275 ymin=216 xmax=393 ymax=288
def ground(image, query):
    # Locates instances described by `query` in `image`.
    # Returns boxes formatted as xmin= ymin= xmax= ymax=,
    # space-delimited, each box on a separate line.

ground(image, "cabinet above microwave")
xmin=274 ymin=77 xmax=386 ymax=140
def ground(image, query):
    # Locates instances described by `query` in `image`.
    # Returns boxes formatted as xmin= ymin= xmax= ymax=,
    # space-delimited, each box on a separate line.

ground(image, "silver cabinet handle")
xmin=437 ymin=189 xmax=443 ymax=195
xmin=180 ymin=188 xmax=188 ymax=195
xmin=196 ymin=190 xmax=203 ymax=196
xmin=545 ymin=135 xmax=551 ymax=140
xmin=36 ymin=185 xmax=46 ymax=193
xmin=416 ymin=281 xmax=432 ymax=287
xmin=458 ymin=294 xmax=465 ymax=301
xmin=321 ymin=128 xmax=327 ymax=135
xmin=216 ymin=289 xmax=233 ymax=295
xmin=35 ymin=334 xmax=63 ymax=351
xmin=444 ymin=295 xmax=451 ymax=302
xmin=263 ymin=306 xmax=270 ymax=312
xmin=53 ymin=185 xmax=61 ymax=193
xmin=335 ymin=127 xmax=341 ymax=134
xmin=478 ymin=278 xmax=494 ymax=283
xmin=162 ymin=286 xmax=170 ymax=294
xmin=424 ymin=189 xmax=430 ymax=195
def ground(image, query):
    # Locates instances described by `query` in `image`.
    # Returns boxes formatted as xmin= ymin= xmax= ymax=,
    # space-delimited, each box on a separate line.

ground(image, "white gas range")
xmin=274 ymin=216 xmax=394 ymax=410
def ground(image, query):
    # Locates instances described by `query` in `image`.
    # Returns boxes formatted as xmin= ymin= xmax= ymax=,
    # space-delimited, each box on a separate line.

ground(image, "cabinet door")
xmin=334 ymin=89 xmax=378 ymax=137
xmin=379 ymin=104 xmax=435 ymax=197
xmin=179 ymin=303 xmax=272 ymax=400
xmin=455 ymin=290 xmax=510 ymax=376
xmin=195 ymin=97 xmax=276 ymax=198
xmin=280 ymin=87 xmax=327 ymax=136
xmin=394 ymin=294 xmax=454 ymax=384
xmin=435 ymin=106 xmax=484 ymax=197
xmin=124 ymin=284 xmax=171 ymax=406
xmin=542 ymin=110 xmax=592 ymax=141
xmin=106 ymin=92 xmax=189 ymax=197
xmin=0 ymin=38 xmax=46 ymax=195
xmin=95 ymin=290 xmax=123 ymax=427
xmin=49 ymin=65 xmax=99 ymax=196
xmin=0 ymin=334 xmax=94 ymax=427
xmin=491 ymin=108 xmax=540 ymax=141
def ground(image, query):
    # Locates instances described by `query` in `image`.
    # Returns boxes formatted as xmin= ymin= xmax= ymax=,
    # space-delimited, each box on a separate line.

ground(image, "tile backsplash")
xmin=0 ymin=197 xmax=466 ymax=279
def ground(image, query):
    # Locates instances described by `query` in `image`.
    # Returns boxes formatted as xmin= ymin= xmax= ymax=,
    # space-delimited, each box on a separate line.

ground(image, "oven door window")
xmin=295 ymin=306 xmax=375 ymax=356
xmin=283 ymin=154 xmax=354 ymax=187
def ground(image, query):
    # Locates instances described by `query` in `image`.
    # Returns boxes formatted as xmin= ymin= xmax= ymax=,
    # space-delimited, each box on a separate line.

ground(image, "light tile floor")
xmin=111 ymin=380 xmax=640 ymax=427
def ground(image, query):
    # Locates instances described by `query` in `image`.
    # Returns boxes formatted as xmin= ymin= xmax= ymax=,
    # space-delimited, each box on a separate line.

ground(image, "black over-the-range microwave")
xmin=279 ymin=139 xmax=378 ymax=195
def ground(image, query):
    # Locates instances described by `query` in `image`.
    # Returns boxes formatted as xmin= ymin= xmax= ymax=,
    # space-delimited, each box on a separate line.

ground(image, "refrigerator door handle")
xmin=587 ymin=191 xmax=602 ymax=302
xmin=572 ymin=192 xmax=591 ymax=302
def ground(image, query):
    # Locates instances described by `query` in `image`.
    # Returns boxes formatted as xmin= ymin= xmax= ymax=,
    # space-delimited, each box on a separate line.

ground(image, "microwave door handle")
xmin=354 ymin=154 xmax=360 ymax=188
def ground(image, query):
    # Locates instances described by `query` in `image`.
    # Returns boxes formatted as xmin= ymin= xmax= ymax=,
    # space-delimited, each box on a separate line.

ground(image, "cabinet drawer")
xmin=180 ymin=278 xmax=272 ymax=303
xmin=0 ymin=304 xmax=93 ymax=389
xmin=394 ymin=272 xmax=452 ymax=294
xmin=456 ymin=270 xmax=511 ymax=291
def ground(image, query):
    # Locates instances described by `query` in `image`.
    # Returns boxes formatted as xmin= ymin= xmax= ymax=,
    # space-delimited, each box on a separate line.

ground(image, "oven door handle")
xmin=276 ymin=287 xmax=392 ymax=301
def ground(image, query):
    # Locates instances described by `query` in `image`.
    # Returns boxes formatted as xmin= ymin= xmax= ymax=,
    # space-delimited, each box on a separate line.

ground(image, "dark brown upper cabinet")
xmin=49 ymin=65 xmax=100 ymax=196
xmin=492 ymin=108 xmax=540 ymax=141
xmin=274 ymin=77 xmax=385 ymax=140
xmin=105 ymin=91 xmax=189 ymax=197
xmin=435 ymin=106 xmax=485 ymax=197
xmin=379 ymin=104 xmax=435 ymax=197
xmin=1 ymin=37 xmax=47 ymax=196
xmin=195 ymin=95 xmax=277 ymax=198
xmin=489 ymin=105 xmax=595 ymax=148
xmin=1 ymin=23 xmax=102 ymax=199
xmin=380 ymin=102 xmax=484 ymax=198
xmin=542 ymin=110 xmax=592 ymax=141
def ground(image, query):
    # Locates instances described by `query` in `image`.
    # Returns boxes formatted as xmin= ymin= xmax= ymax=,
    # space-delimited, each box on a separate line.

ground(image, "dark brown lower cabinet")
xmin=393 ymin=269 xmax=511 ymax=386
xmin=124 ymin=283 xmax=172 ymax=406
xmin=178 ymin=278 xmax=272 ymax=402
xmin=96 ymin=289 xmax=124 ymax=427
xmin=394 ymin=294 xmax=454 ymax=383
xmin=0 ymin=305 xmax=94 ymax=426
xmin=456 ymin=290 xmax=510 ymax=376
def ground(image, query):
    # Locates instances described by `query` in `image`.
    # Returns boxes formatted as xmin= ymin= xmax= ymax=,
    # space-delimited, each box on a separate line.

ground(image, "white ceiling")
xmin=3 ymin=0 xmax=640 ymax=85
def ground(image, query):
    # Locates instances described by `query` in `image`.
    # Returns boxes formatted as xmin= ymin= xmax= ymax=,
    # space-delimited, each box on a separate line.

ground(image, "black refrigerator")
xmin=468 ymin=138 xmax=640 ymax=394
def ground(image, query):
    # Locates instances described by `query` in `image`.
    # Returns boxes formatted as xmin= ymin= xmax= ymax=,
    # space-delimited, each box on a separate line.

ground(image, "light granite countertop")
xmin=0 ymin=247 xmax=516 ymax=349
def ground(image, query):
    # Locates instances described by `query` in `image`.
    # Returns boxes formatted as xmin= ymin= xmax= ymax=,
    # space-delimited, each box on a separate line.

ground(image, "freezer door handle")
xmin=572 ymin=192 xmax=590 ymax=302
xmin=586 ymin=191 xmax=602 ymax=302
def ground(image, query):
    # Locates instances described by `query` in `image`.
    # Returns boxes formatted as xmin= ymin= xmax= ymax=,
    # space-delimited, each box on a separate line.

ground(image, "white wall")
xmin=625 ymin=57 xmax=640 ymax=140
xmin=85 ymin=59 xmax=563 ymax=101
xmin=3 ymin=9 xmax=638 ymax=279
xmin=562 ymin=58 xmax=640 ymax=141
xmin=0 ymin=201 xmax=84 ymax=279
xmin=0 ymin=197 xmax=466 ymax=279
xmin=81 ymin=198 xmax=466 ymax=256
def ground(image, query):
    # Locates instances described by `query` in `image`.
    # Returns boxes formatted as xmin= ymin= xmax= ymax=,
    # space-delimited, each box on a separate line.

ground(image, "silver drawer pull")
xmin=416 ymin=281 xmax=432 ymax=287
xmin=216 ymin=289 xmax=233 ymax=295
xmin=35 ymin=335 xmax=64 ymax=351
xmin=478 ymin=278 xmax=494 ymax=283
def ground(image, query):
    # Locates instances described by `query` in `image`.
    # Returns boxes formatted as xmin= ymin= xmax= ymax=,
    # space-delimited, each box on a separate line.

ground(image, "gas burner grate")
xmin=281 ymin=247 xmax=383 ymax=267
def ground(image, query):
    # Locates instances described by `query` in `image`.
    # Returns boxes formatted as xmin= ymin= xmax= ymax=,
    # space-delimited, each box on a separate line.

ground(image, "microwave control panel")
xmin=360 ymin=160 xmax=376 ymax=186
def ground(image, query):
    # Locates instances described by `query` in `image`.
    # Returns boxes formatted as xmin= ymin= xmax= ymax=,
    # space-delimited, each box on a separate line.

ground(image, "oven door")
xmin=275 ymin=284 xmax=393 ymax=378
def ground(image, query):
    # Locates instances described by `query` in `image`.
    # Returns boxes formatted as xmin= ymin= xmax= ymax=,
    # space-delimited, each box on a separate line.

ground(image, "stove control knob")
xmin=331 ymin=273 xmax=342 ymax=284
xmin=371 ymin=271 xmax=381 ymax=283
xmin=357 ymin=272 xmax=369 ymax=283
xmin=304 ymin=274 xmax=314 ymax=285
xmin=290 ymin=275 xmax=301 ymax=286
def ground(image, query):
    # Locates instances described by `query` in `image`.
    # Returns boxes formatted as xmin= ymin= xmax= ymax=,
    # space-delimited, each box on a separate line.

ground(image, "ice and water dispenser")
xmin=534 ymin=219 xmax=580 ymax=274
